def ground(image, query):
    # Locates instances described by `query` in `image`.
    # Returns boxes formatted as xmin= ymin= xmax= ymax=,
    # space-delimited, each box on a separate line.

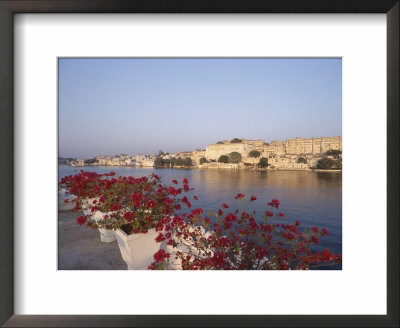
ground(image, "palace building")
xmin=203 ymin=136 xmax=342 ymax=161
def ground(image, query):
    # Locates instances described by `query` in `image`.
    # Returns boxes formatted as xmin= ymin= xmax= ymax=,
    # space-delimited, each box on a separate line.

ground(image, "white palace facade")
xmin=204 ymin=136 xmax=342 ymax=161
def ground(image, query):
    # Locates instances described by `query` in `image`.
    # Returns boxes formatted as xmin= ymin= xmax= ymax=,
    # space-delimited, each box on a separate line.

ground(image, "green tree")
xmin=154 ymin=157 xmax=165 ymax=167
xmin=316 ymin=158 xmax=335 ymax=169
xmin=297 ymin=157 xmax=307 ymax=164
xmin=183 ymin=157 xmax=193 ymax=166
xmin=326 ymin=150 xmax=342 ymax=157
xmin=336 ymin=157 xmax=342 ymax=170
xmin=199 ymin=157 xmax=208 ymax=164
xmin=258 ymin=157 xmax=269 ymax=168
xmin=217 ymin=141 xmax=224 ymax=144
xmin=230 ymin=138 xmax=242 ymax=143
xmin=228 ymin=152 xmax=242 ymax=163
xmin=84 ymin=158 xmax=97 ymax=164
xmin=218 ymin=155 xmax=229 ymax=163
xmin=248 ymin=150 xmax=261 ymax=158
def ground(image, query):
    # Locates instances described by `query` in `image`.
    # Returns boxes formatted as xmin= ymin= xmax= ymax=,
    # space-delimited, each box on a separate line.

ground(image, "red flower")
xmin=295 ymin=221 xmax=300 ymax=226
xmin=131 ymin=192 xmax=143 ymax=207
xmin=267 ymin=199 xmax=280 ymax=209
xmin=172 ymin=179 xmax=178 ymax=185
xmin=277 ymin=212 xmax=285 ymax=218
xmin=153 ymin=249 xmax=170 ymax=262
xmin=76 ymin=216 xmax=87 ymax=225
xmin=235 ymin=193 xmax=245 ymax=200
xmin=265 ymin=224 xmax=273 ymax=232
xmin=151 ymin=173 xmax=160 ymax=181
xmin=183 ymin=178 xmax=189 ymax=184
xmin=123 ymin=211 xmax=135 ymax=222
xmin=193 ymin=195 xmax=198 ymax=200
xmin=311 ymin=235 xmax=320 ymax=244
xmin=222 ymin=203 xmax=229 ymax=208
xmin=265 ymin=210 xmax=274 ymax=217
xmin=321 ymin=248 xmax=335 ymax=261
xmin=110 ymin=203 xmax=121 ymax=211
xmin=183 ymin=184 xmax=190 ymax=192
xmin=146 ymin=200 xmax=156 ymax=208
xmin=321 ymin=228 xmax=330 ymax=236
xmin=250 ymin=195 xmax=257 ymax=201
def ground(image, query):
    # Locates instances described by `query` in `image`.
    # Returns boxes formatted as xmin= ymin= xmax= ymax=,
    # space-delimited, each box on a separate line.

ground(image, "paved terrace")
xmin=58 ymin=209 xmax=126 ymax=270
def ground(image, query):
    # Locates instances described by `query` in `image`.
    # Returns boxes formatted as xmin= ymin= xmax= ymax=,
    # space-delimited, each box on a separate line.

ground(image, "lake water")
xmin=59 ymin=165 xmax=342 ymax=268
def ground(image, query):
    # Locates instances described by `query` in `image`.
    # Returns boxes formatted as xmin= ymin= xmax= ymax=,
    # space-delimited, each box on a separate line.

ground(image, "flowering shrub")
xmin=149 ymin=192 xmax=342 ymax=270
xmin=59 ymin=171 xmax=191 ymax=234
xmin=60 ymin=171 xmax=342 ymax=270
xmin=59 ymin=171 xmax=116 ymax=211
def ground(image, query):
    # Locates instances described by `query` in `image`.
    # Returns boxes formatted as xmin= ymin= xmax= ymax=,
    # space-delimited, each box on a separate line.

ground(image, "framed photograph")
xmin=1 ymin=1 xmax=398 ymax=327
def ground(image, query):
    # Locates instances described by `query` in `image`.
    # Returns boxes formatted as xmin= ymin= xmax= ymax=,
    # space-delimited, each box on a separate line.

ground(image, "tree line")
xmin=154 ymin=157 xmax=193 ymax=168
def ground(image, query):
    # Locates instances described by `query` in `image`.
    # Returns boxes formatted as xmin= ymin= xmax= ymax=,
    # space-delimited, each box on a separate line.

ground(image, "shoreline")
xmin=60 ymin=164 xmax=342 ymax=173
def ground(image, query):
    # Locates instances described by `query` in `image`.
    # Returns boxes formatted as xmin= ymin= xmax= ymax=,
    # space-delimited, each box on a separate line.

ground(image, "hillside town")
xmin=62 ymin=136 xmax=342 ymax=171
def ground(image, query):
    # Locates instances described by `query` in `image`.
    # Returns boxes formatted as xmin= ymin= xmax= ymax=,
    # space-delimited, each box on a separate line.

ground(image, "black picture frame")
xmin=0 ymin=1 xmax=398 ymax=327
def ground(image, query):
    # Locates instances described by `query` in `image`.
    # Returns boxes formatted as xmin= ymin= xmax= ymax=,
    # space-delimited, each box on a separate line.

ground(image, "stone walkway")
xmin=58 ymin=210 xmax=126 ymax=270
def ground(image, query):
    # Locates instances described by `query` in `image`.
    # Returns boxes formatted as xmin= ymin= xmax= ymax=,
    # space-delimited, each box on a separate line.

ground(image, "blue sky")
xmin=59 ymin=58 xmax=341 ymax=158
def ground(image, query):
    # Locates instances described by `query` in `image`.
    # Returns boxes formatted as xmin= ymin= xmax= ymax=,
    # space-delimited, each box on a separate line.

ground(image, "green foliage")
xmin=183 ymin=157 xmax=193 ymax=166
xmin=156 ymin=156 xmax=192 ymax=167
xmin=335 ymin=158 xmax=342 ymax=170
xmin=248 ymin=150 xmax=261 ymax=158
xmin=154 ymin=157 xmax=166 ymax=167
xmin=297 ymin=157 xmax=307 ymax=164
xmin=58 ymin=157 xmax=76 ymax=164
xmin=216 ymin=141 xmax=224 ymax=144
xmin=326 ymin=149 xmax=341 ymax=155
xmin=199 ymin=157 xmax=208 ymax=164
xmin=228 ymin=152 xmax=242 ymax=163
xmin=218 ymin=155 xmax=229 ymax=163
xmin=258 ymin=157 xmax=269 ymax=168
xmin=326 ymin=150 xmax=342 ymax=157
xmin=230 ymin=138 xmax=242 ymax=143
xmin=316 ymin=158 xmax=335 ymax=169
xmin=84 ymin=158 xmax=97 ymax=164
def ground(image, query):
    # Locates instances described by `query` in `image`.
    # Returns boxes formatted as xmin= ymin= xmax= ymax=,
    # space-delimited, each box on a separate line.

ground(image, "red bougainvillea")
xmin=60 ymin=171 xmax=342 ymax=270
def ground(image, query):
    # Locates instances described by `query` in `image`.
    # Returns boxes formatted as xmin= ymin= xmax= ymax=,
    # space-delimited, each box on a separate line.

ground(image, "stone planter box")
xmin=115 ymin=228 xmax=161 ymax=270
xmin=82 ymin=198 xmax=98 ymax=217
xmin=163 ymin=226 xmax=213 ymax=270
xmin=93 ymin=211 xmax=117 ymax=243
xmin=58 ymin=188 xmax=74 ymax=211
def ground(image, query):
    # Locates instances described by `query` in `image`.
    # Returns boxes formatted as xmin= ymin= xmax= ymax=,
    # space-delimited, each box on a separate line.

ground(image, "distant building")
xmin=205 ymin=142 xmax=254 ymax=161
xmin=283 ymin=136 xmax=342 ymax=155
xmin=203 ymin=136 xmax=341 ymax=162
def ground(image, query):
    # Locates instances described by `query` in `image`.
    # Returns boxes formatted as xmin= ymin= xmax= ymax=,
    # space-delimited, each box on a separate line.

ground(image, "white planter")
xmin=162 ymin=226 xmax=213 ymax=270
xmin=115 ymin=228 xmax=161 ymax=270
xmin=58 ymin=188 xmax=75 ymax=211
xmin=93 ymin=211 xmax=116 ymax=243
xmin=82 ymin=198 xmax=98 ymax=217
